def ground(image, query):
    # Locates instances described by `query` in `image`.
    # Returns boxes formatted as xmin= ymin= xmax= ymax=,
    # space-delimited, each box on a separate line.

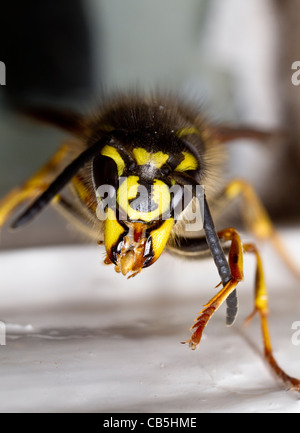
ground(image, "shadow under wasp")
xmin=1 ymin=93 xmax=300 ymax=391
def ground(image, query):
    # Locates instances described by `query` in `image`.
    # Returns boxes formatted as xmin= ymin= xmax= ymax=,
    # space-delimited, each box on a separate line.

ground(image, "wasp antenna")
xmin=202 ymin=196 xmax=238 ymax=326
xmin=11 ymin=137 xmax=110 ymax=229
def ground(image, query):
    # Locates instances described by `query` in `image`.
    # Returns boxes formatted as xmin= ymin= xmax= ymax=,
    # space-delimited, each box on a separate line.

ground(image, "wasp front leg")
xmin=185 ymin=227 xmax=243 ymax=350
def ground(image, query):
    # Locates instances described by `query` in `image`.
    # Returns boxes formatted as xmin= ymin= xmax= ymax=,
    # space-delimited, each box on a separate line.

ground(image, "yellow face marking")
xmin=175 ymin=152 xmax=198 ymax=172
xmin=101 ymin=145 xmax=125 ymax=176
xmin=117 ymin=176 xmax=171 ymax=222
xmin=176 ymin=126 xmax=200 ymax=138
xmin=151 ymin=179 xmax=171 ymax=217
xmin=150 ymin=218 xmax=174 ymax=261
xmin=132 ymin=148 xmax=169 ymax=169
xmin=104 ymin=207 xmax=125 ymax=257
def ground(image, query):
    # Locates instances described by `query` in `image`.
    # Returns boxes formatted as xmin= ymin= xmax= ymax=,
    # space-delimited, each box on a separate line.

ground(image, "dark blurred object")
xmin=269 ymin=0 xmax=300 ymax=222
xmin=0 ymin=0 xmax=99 ymax=248
xmin=0 ymin=0 xmax=96 ymax=107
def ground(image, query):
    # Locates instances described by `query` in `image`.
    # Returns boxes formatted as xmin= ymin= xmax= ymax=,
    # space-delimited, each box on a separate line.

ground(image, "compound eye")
xmin=92 ymin=155 xmax=119 ymax=191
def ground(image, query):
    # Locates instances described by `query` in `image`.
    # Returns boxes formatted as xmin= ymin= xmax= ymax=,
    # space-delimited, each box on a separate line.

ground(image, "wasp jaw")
xmin=113 ymin=235 xmax=147 ymax=278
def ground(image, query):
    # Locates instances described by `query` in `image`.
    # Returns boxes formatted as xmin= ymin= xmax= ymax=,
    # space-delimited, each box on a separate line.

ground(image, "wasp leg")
xmin=185 ymin=278 xmax=239 ymax=350
xmin=185 ymin=227 xmax=300 ymax=391
xmin=168 ymin=195 xmax=238 ymax=326
xmin=218 ymin=179 xmax=300 ymax=280
xmin=243 ymin=243 xmax=300 ymax=391
xmin=184 ymin=227 xmax=243 ymax=349
xmin=0 ymin=144 xmax=72 ymax=230
xmin=211 ymin=125 xmax=281 ymax=144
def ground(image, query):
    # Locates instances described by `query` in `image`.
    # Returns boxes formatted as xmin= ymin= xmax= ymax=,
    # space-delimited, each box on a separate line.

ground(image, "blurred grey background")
xmin=0 ymin=0 xmax=300 ymax=249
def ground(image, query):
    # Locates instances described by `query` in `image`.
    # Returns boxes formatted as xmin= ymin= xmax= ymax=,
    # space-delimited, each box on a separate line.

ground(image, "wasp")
xmin=0 ymin=93 xmax=299 ymax=391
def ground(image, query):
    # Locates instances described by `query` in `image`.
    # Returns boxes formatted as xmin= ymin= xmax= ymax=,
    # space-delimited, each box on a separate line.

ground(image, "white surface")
xmin=1 ymin=230 xmax=300 ymax=413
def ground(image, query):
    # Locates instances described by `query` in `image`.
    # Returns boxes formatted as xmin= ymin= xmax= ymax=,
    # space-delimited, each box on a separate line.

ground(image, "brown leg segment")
xmin=185 ymin=227 xmax=243 ymax=350
xmin=185 ymin=227 xmax=300 ymax=391
xmin=186 ymin=278 xmax=239 ymax=350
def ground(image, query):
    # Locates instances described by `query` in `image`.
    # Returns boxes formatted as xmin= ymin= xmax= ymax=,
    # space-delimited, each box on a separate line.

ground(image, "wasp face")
xmin=92 ymin=140 xmax=178 ymax=277
xmin=90 ymin=101 xmax=202 ymax=276
xmin=10 ymin=95 xmax=203 ymax=277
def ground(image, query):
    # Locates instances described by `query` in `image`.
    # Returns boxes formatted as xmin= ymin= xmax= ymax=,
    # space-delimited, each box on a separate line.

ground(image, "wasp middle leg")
xmin=0 ymin=143 xmax=75 ymax=231
xmin=218 ymin=178 xmax=300 ymax=280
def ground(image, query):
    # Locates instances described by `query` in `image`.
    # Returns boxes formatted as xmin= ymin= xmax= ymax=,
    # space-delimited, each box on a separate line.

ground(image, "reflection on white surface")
xmin=1 ymin=229 xmax=300 ymax=413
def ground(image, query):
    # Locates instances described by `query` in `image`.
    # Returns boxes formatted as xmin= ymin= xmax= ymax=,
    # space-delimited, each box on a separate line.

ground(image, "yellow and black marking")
xmin=104 ymin=207 xmax=128 ymax=263
xmin=96 ymin=143 xmax=199 ymax=224
xmin=116 ymin=176 xmax=171 ymax=223
xmin=132 ymin=147 xmax=169 ymax=169
xmin=174 ymin=151 xmax=198 ymax=172
xmin=101 ymin=144 xmax=125 ymax=177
